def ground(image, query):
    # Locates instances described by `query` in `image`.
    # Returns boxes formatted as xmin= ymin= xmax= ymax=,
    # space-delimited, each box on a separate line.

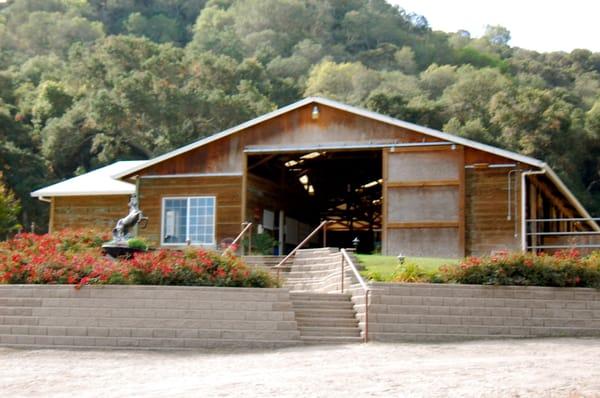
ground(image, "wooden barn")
xmin=33 ymin=98 xmax=598 ymax=257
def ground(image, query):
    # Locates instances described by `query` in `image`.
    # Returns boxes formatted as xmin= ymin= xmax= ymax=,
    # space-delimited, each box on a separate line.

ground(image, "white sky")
xmin=390 ymin=0 xmax=600 ymax=53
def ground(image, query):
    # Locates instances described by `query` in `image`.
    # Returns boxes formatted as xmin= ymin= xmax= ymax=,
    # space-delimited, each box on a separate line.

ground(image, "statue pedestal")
xmin=102 ymin=242 xmax=145 ymax=259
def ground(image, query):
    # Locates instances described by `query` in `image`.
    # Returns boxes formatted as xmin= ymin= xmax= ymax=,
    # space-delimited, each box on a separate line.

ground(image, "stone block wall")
xmin=0 ymin=285 xmax=301 ymax=349
xmin=351 ymin=283 xmax=600 ymax=342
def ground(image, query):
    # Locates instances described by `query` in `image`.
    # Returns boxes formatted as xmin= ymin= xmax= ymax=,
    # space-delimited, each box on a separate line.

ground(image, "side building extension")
xmin=31 ymin=161 xmax=147 ymax=233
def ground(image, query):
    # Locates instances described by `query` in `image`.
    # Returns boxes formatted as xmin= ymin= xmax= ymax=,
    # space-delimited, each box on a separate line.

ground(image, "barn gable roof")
xmin=115 ymin=97 xmax=547 ymax=179
xmin=111 ymin=97 xmax=595 ymax=226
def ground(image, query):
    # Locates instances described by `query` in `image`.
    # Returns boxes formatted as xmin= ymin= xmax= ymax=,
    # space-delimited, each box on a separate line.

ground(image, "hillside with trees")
xmin=0 ymin=0 xmax=599 ymax=231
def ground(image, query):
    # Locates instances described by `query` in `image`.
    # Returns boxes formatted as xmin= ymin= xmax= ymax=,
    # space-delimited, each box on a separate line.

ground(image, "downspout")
xmin=520 ymin=169 xmax=546 ymax=252
xmin=134 ymin=176 xmax=140 ymax=237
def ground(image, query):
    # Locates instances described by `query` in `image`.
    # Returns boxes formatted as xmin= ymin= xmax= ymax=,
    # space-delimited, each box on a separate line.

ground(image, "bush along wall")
xmin=437 ymin=250 xmax=600 ymax=288
xmin=0 ymin=230 xmax=277 ymax=288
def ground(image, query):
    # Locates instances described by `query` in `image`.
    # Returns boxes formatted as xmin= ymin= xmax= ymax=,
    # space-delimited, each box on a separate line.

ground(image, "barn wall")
xmin=465 ymin=168 xmax=521 ymax=256
xmin=51 ymin=195 xmax=130 ymax=233
xmin=137 ymin=176 xmax=243 ymax=247
xmin=384 ymin=146 xmax=464 ymax=258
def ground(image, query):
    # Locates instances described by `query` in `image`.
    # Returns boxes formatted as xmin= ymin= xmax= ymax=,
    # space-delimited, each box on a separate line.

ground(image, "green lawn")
xmin=356 ymin=254 xmax=458 ymax=281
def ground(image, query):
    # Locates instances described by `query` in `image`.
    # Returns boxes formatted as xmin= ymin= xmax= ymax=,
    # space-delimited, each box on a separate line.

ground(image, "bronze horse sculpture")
xmin=112 ymin=194 xmax=148 ymax=242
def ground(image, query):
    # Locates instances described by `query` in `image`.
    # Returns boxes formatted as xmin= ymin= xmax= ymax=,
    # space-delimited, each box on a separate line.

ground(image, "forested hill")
xmin=0 ymin=0 xmax=599 ymax=230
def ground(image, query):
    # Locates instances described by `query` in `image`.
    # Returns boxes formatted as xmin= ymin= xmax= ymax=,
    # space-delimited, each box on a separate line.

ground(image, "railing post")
xmin=341 ymin=254 xmax=344 ymax=293
xmin=365 ymin=290 xmax=369 ymax=343
xmin=323 ymin=221 xmax=327 ymax=247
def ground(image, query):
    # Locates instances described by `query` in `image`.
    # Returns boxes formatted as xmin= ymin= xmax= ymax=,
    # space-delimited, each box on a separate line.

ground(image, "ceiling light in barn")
xmin=300 ymin=152 xmax=321 ymax=160
xmin=308 ymin=185 xmax=315 ymax=195
xmin=285 ymin=159 xmax=299 ymax=167
xmin=299 ymin=175 xmax=309 ymax=185
xmin=361 ymin=178 xmax=383 ymax=189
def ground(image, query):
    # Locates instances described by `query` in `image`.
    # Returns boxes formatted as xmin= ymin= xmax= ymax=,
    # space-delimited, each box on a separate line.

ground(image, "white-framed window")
xmin=161 ymin=196 xmax=216 ymax=246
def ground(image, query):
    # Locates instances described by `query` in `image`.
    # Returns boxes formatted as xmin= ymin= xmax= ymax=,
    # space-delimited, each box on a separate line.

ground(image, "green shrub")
xmin=127 ymin=237 xmax=149 ymax=251
xmin=438 ymin=250 xmax=600 ymax=288
xmin=391 ymin=262 xmax=439 ymax=283
xmin=245 ymin=233 xmax=277 ymax=255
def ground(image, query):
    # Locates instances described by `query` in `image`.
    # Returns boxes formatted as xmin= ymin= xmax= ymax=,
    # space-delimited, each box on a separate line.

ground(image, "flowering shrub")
xmin=0 ymin=230 xmax=277 ymax=288
xmin=438 ymin=250 xmax=600 ymax=288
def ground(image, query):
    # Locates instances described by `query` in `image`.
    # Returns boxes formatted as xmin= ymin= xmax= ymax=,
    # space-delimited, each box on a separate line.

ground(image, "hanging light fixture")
xmin=311 ymin=105 xmax=320 ymax=120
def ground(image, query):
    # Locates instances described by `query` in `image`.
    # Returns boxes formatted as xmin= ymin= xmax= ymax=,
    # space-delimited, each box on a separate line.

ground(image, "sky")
xmin=390 ymin=0 xmax=600 ymax=53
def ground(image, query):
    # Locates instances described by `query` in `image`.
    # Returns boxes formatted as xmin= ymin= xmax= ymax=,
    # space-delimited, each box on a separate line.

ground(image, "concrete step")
xmin=292 ymin=257 xmax=341 ymax=265
xmin=295 ymin=317 xmax=358 ymax=328
xmin=296 ymin=248 xmax=339 ymax=255
xmin=298 ymin=326 xmax=361 ymax=337
xmin=300 ymin=335 xmax=363 ymax=345
xmin=288 ymin=262 xmax=342 ymax=270
xmin=291 ymin=300 xmax=354 ymax=310
xmin=290 ymin=292 xmax=351 ymax=301
xmin=293 ymin=307 xmax=356 ymax=319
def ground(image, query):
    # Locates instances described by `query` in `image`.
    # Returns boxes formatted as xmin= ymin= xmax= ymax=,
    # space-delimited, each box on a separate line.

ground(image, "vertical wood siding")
xmin=137 ymin=176 xmax=243 ymax=247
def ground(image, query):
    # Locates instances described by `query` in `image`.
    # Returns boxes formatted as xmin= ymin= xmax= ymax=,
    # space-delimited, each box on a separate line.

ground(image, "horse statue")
xmin=112 ymin=194 xmax=148 ymax=242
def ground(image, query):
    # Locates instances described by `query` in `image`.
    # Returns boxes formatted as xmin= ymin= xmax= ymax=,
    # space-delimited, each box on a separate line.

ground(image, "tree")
xmin=304 ymin=60 xmax=379 ymax=104
xmin=0 ymin=172 xmax=21 ymax=239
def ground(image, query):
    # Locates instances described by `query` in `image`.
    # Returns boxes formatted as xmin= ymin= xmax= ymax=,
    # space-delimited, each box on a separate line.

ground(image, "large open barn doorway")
xmin=245 ymin=150 xmax=382 ymax=254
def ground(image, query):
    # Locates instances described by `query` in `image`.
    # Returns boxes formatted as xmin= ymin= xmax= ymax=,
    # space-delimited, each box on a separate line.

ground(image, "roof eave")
xmin=31 ymin=190 xmax=135 ymax=198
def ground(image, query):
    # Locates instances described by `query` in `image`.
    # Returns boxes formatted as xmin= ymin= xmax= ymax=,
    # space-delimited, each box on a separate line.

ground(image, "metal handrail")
xmin=340 ymin=248 xmax=370 ymax=343
xmin=273 ymin=220 xmax=330 ymax=281
xmin=222 ymin=222 xmax=252 ymax=256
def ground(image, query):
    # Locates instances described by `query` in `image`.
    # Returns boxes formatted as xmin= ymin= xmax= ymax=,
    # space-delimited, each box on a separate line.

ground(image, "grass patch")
xmin=356 ymin=254 xmax=458 ymax=282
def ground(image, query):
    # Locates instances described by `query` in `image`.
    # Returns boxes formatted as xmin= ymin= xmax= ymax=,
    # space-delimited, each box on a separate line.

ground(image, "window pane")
xmin=189 ymin=197 xmax=215 ymax=245
xmin=163 ymin=198 xmax=187 ymax=244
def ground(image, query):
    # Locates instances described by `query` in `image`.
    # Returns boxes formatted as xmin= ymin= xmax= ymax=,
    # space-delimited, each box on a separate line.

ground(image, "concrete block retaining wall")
xmin=0 ymin=285 xmax=301 ymax=349
xmin=351 ymin=283 xmax=600 ymax=342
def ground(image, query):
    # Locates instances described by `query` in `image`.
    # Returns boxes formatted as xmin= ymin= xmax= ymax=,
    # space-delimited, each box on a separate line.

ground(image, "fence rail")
xmin=525 ymin=217 xmax=600 ymax=252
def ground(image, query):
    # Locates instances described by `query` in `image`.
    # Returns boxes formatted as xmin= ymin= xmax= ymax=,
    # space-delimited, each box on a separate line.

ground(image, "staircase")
xmin=283 ymin=248 xmax=364 ymax=344
xmin=290 ymin=292 xmax=362 ymax=344
xmin=283 ymin=248 xmax=357 ymax=293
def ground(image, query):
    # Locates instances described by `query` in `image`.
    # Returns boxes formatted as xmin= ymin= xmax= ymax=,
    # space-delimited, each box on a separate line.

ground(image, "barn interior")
xmin=246 ymin=150 xmax=382 ymax=253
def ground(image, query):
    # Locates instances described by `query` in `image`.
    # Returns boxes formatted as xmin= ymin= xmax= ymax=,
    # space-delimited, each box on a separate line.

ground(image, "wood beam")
xmin=247 ymin=154 xmax=276 ymax=171
xmin=390 ymin=144 xmax=452 ymax=153
xmin=387 ymin=180 xmax=459 ymax=188
xmin=387 ymin=221 xmax=459 ymax=229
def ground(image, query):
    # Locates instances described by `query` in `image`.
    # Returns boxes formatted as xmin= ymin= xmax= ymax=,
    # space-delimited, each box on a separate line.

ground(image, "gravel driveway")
xmin=1 ymin=338 xmax=600 ymax=397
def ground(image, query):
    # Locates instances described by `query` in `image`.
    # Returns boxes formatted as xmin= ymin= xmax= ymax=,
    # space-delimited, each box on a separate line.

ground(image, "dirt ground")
xmin=1 ymin=338 xmax=600 ymax=397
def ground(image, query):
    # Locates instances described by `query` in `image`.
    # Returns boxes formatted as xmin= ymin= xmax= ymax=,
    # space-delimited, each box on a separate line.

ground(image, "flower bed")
xmin=375 ymin=250 xmax=600 ymax=288
xmin=0 ymin=230 xmax=276 ymax=288
xmin=437 ymin=250 xmax=600 ymax=288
